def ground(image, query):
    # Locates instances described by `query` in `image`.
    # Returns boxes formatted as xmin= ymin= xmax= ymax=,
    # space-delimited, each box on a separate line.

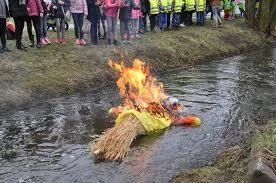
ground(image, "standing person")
xmin=9 ymin=0 xmax=29 ymax=50
xmin=211 ymin=0 xmax=221 ymax=27
xmin=104 ymin=0 xmax=119 ymax=45
xmin=40 ymin=0 xmax=52 ymax=45
xmin=222 ymin=0 xmax=230 ymax=20
xmin=184 ymin=0 xmax=195 ymax=25
xmin=70 ymin=0 xmax=88 ymax=45
xmin=149 ymin=0 xmax=158 ymax=31
xmin=98 ymin=1 xmax=107 ymax=39
xmin=171 ymin=0 xmax=182 ymax=30
xmin=131 ymin=0 xmax=141 ymax=38
xmin=87 ymin=0 xmax=100 ymax=45
xmin=179 ymin=0 xmax=185 ymax=27
xmin=27 ymin=0 xmax=44 ymax=48
xmin=119 ymin=0 xmax=135 ymax=41
xmin=166 ymin=0 xmax=172 ymax=30
xmin=158 ymin=0 xmax=168 ymax=31
xmin=140 ymin=0 xmax=150 ymax=32
xmin=52 ymin=0 xmax=70 ymax=44
xmin=238 ymin=1 xmax=244 ymax=17
xmin=195 ymin=0 xmax=205 ymax=25
xmin=0 ymin=0 xmax=11 ymax=53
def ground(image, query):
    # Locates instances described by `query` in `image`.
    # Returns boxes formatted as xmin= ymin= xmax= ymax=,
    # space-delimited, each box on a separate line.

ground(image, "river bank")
xmin=0 ymin=19 xmax=270 ymax=109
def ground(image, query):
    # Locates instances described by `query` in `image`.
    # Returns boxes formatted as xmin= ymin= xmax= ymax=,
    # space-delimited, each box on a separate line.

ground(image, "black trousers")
xmin=184 ymin=11 xmax=193 ymax=25
xmin=29 ymin=16 xmax=41 ymax=44
xmin=0 ymin=18 xmax=6 ymax=48
xmin=167 ymin=13 xmax=171 ymax=28
xmin=14 ymin=17 xmax=26 ymax=47
xmin=26 ymin=17 xmax=34 ymax=41
xmin=149 ymin=14 xmax=157 ymax=31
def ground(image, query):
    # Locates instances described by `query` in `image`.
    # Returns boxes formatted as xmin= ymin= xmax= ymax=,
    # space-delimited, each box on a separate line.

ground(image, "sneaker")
xmin=37 ymin=43 xmax=42 ymax=49
xmin=135 ymin=34 xmax=141 ymax=39
xmin=2 ymin=47 xmax=11 ymax=52
xmin=130 ymin=35 xmax=135 ymax=39
xmin=75 ymin=39 xmax=81 ymax=45
xmin=41 ymin=38 xmax=48 ymax=45
xmin=80 ymin=39 xmax=87 ymax=45
xmin=107 ymin=39 xmax=112 ymax=45
xmin=179 ymin=24 xmax=185 ymax=28
xmin=55 ymin=38 xmax=62 ymax=44
xmin=61 ymin=39 xmax=67 ymax=45
xmin=45 ymin=37 xmax=52 ymax=44
xmin=17 ymin=45 xmax=27 ymax=51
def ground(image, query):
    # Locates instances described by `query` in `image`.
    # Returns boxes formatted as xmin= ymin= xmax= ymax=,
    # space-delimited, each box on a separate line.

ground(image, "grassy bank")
xmin=0 ymin=19 xmax=268 ymax=107
xmin=170 ymin=120 xmax=276 ymax=183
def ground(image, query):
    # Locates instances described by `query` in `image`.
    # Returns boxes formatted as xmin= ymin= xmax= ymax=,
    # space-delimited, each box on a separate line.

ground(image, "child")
xmin=171 ymin=0 xmax=182 ymax=30
xmin=70 ymin=0 xmax=88 ymax=45
xmin=149 ymin=0 xmax=158 ymax=31
xmin=131 ymin=0 xmax=141 ymax=39
xmin=211 ymin=0 xmax=221 ymax=27
xmin=98 ymin=0 xmax=107 ymax=39
xmin=26 ymin=0 xmax=44 ymax=48
xmin=196 ymin=0 xmax=205 ymax=25
xmin=119 ymin=0 xmax=135 ymax=41
xmin=52 ymin=0 xmax=70 ymax=44
xmin=104 ymin=0 xmax=119 ymax=45
xmin=40 ymin=0 xmax=52 ymax=45
xmin=159 ymin=0 xmax=168 ymax=31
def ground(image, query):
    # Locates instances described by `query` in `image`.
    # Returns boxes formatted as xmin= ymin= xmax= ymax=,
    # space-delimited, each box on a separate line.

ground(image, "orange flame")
xmin=108 ymin=59 xmax=167 ymax=109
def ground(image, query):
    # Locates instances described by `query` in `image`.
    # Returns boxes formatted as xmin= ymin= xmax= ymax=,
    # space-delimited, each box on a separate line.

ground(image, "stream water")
xmin=0 ymin=46 xmax=276 ymax=183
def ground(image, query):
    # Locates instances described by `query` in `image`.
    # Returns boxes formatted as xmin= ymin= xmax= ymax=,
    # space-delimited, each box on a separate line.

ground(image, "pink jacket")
xmin=104 ymin=0 xmax=118 ymax=17
xmin=131 ymin=0 xmax=140 ymax=19
xmin=70 ymin=0 xmax=88 ymax=15
xmin=27 ymin=0 xmax=44 ymax=16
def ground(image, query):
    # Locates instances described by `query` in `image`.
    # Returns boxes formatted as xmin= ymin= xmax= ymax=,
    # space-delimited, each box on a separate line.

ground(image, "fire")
xmin=108 ymin=59 xmax=167 ymax=109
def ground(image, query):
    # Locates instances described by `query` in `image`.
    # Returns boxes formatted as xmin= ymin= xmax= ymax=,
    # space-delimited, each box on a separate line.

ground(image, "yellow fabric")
xmin=150 ymin=0 xmax=159 ymax=14
xmin=185 ymin=0 xmax=195 ymax=11
xmin=173 ymin=0 xmax=183 ymax=13
xmin=115 ymin=109 xmax=172 ymax=133
xmin=196 ymin=0 xmax=205 ymax=11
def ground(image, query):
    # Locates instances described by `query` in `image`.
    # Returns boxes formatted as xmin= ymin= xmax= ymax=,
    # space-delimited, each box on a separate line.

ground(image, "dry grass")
xmin=0 ymin=19 xmax=268 ymax=107
xmin=91 ymin=114 xmax=146 ymax=161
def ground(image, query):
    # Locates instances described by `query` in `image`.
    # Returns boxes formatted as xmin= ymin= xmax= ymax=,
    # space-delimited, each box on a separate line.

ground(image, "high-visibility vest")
xmin=150 ymin=0 xmax=159 ymax=14
xmin=159 ymin=0 xmax=168 ymax=13
xmin=168 ymin=0 xmax=173 ymax=12
xmin=185 ymin=0 xmax=195 ymax=11
xmin=223 ymin=0 xmax=230 ymax=10
xmin=196 ymin=0 xmax=205 ymax=11
xmin=173 ymin=0 xmax=183 ymax=12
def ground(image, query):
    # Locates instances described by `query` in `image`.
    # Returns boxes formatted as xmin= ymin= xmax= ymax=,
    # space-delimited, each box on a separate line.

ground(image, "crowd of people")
xmin=0 ymin=0 xmax=245 ymax=52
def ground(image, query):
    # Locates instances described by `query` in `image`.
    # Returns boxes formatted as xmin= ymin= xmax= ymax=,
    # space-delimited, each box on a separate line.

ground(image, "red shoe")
xmin=55 ymin=38 xmax=62 ymax=44
xmin=45 ymin=37 xmax=52 ymax=44
xmin=61 ymin=39 xmax=67 ymax=45
xmin=75 ymin=39 xmax=81 ymax=45
xmin=80 ymin=39 xmax=87 ymax=45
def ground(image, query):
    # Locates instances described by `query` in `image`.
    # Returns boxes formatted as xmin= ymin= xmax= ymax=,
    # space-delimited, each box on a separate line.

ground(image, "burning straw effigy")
xmin=90 ymin=59 xmax=201 ymax=161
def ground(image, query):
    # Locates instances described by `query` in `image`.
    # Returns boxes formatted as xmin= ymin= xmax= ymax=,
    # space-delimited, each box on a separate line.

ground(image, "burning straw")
xmin=91 ymin=59 xmax=171 ymax=161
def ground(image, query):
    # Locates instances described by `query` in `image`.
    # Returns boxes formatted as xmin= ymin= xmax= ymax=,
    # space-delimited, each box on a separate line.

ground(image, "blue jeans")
xmin=40 ymin=15 xmax=48 ymax=39
xmin=172 ymin=13 xmax=180 ymax=27
xmin=159 ymin=13 xmax=167 ymax=30
xmin=72 ymin=13 xmax=84 ymax=39
xmin=89 ymin=16 xmax=98 ymax=43
xmin=196 ymin=11 xmax=205 ymax=24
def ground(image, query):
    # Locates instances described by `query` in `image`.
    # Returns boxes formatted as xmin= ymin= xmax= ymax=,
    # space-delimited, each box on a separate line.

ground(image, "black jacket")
xmin=87 ymin=0 xmax=100 ymax=18
xmin=140 ymin=0 xmax=149 ymax=13
xmin=9 ymin=0 xmax=28 ymax=17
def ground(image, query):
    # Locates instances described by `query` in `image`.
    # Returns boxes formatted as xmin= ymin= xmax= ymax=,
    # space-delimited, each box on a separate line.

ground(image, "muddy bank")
xmin=170 ymin=120 xmax=276 ymax=183
xmin=0 ymin=19 xmax=270 ymax=108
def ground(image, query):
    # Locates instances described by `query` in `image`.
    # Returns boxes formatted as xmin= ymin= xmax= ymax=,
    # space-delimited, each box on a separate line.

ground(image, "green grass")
xmin=0 ymin=19 xmax=268 ymax=107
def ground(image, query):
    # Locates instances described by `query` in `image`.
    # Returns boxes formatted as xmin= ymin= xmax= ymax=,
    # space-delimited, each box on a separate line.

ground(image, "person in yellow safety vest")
xmin=167 ymin=0 xmax=173 ymax=30
xmin=184 ymin=0 xmax=195 ymax=26
xmin=158 ymin=0 xmax=168 ymax=31
xmin=149 ymin=0 xmax=159 ymax=31
xmin=195 ymin=0 xmax=206 ymax=25
xmin=171 ymin=0 xmax=183 ymax=29
xmin=179 ymin=0 xmax=186 ymax=27
xmin=223 ymin=0 xmax=230 ymax=20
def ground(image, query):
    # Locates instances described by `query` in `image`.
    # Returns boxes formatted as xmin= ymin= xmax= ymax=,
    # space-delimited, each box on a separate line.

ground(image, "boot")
xmin=107 ymin=39 xmax=112 ymax=45
xmin=36 ymin=42 xmax=42 ymax=48
xmin=29 ymin=35 xmax=35 ymax=47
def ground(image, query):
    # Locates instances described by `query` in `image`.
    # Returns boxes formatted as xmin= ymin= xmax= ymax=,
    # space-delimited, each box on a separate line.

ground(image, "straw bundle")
xmin=91 ymin=114 xmax=146 ymax=161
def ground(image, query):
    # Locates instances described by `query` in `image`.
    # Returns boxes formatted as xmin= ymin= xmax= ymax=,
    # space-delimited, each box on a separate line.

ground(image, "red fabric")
xmin=211 ymin=0 xmax=221 ymax=6
xmin=6 ymin=21 xmax=16 ymax=32
xmin=27 ymin=0 xmax=44 ymax=16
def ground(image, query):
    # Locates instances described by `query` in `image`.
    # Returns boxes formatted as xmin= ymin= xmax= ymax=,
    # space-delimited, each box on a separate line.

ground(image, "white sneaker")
xmin=180 ymin=24 xmax=185 ymax=28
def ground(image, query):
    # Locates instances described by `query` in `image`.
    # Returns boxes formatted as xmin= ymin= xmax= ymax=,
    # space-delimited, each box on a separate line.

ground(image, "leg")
xmin=61 ymin=18 xmax=65 ymax=40
xmin=106 ymin=16 xmax=112 ymax=43
xmin=31 ymin=16 xmax=41 ymax=46
xmin=90 ymin=16 xmax=98 ymax=44
xmin=120 ymin=19 xmax=125 ymax=39
xmin=101 ymin=16 xmax=107 ymax=36
xmin=40 ymin=16 xmax=45 ymax=39
xmin=112 ymin=17 xmax=117 ymax=43
xmin=159 ymin=13 xmax=163 ymax=30
xmin=26 ymin=17 xmax=34 ymax=41
xmin=167 ymin=13 xmax=170 ymax=29
xmin=56 ymin=18 xmax=61 ymax=40
xmin=79 ymin=14 xmax=84 ymax=39
xmin=72 ymin=13 xmax=80 ymax=39
xmin=0 ymin=18 xmax=6 ymax=48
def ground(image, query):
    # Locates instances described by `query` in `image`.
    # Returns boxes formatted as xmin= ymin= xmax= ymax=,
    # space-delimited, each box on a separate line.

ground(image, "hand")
xmin=53 ymin=5 xmax=57 ymax=9
xmin=40 ymin=13 xmax=43 ymax=17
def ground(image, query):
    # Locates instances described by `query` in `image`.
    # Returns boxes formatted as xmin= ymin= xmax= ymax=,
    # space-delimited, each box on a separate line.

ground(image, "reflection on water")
xmin=0 ymin=47 xmax=275 ymax=183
